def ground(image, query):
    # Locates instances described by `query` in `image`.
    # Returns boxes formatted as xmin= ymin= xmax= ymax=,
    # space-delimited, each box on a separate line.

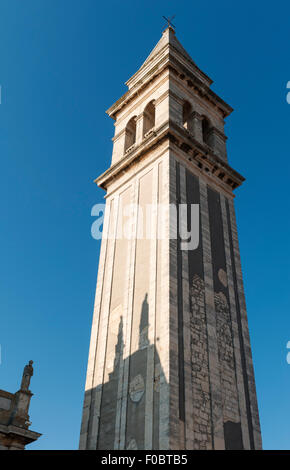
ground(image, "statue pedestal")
xmin=13 ymin=389 xmax=33 ymax=425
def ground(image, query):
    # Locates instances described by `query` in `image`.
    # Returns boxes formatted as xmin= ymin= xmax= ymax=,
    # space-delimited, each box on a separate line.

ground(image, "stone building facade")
xmin=0 ymin=361 xmax=41 ymax=450
xmin=79 ymin=27 xmax=262 ymax=450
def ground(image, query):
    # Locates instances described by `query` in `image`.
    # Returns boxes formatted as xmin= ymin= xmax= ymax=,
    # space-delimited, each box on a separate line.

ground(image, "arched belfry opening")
xmin=182 ymin=101 xmax=192 ymax=132
xmin=124 ymin=116 xmax=137 ymax=152
xmin=143 ymin=101 xmax=155 ymax=137
xmin=202 ymin=116 xmax=212 ymax=147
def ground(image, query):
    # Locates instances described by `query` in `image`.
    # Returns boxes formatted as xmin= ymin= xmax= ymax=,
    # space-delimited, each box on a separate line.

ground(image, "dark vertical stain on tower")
xmin=225 ymin=198 xmax=255 ymax=449
xmin=186 ymin=170 xmax=213 ymax=449
xmin=186 ymin=171 xmax=203 ymax=281
xmin=207 ymin=187 xmax=243 ymax=450
xmin=176 ymin=162 xmax=185 ymax=424
xmin=207 ymin=187 xmax=228 ymax=296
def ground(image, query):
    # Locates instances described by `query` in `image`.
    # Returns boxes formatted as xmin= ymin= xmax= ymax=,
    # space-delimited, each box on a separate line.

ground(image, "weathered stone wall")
xmin=167 ymin=158 xmax=261 ymax=450
xmin=207 ymin=186 xmax=242 ymax=448
xmin=215 ymin=291 xmax=241 ymax=425
xmin=80 ymin=154 xmax=172 ymax=450
xmin=80 ymin=150 xmax=262 ymax=450
xmin=190 ymin=274 xmax=212 ymax=449
xmin=80 ymin=26 xmax=262 ymax=449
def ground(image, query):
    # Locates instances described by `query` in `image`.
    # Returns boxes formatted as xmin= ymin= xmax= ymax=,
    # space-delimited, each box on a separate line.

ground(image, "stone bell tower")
xmin=79 ymin=26 xmax=262 ymax=450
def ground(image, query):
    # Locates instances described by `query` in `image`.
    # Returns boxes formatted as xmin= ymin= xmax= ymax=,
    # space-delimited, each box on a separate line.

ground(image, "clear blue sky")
xmin=0 ymin=0 xmax=289 ymax=450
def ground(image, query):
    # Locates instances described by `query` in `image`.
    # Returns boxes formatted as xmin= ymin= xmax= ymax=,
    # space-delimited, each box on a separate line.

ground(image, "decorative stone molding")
xmin=96 ymin=120 xmax=244 ymax=195
xmin=107 ymin=59 xmax=232 ymax=121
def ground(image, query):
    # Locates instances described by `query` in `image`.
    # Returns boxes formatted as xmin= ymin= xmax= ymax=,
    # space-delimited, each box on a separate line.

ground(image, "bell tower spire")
xmin=79 ymin=27 xmax=262 ymax=450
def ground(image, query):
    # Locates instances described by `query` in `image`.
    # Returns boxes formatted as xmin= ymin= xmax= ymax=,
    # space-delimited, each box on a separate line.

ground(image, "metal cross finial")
xmin=162 ymin=15 xmax=176 ymax=30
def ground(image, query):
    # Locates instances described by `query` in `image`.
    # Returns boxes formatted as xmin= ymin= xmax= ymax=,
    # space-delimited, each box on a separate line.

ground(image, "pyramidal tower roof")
xmin=141 ymin=26 xmax=196 ymax=69
xmin=107 ymin=27 xmax=232 ymax=119
xmin=125 ymin=26 xmax=213 ymax=90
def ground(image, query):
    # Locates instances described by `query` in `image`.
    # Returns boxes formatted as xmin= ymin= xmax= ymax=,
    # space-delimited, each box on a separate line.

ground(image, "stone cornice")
xmin=96 ymin=121 xmax=244 ymax=192
xmin=106 ymin=62 xmax=168 ymax=120
xmin=207 ymin=126 xmax=228 ymax=141
xmin=126 ymin=35 xmax=213 ymax=90
xmin=169 ymin=56 xmax=233 ymax=117
xmin=169 ymin=123 xmax=240 ymax=189
xmin=0 ymin=390 xmax=14 ymax=400
xmin=0 ymin=423 xmax=42 ymax=445
xmin=106 ymin=54 xmax=233 ymax=121
xmin=96 ymin=125 xmax=168 ymax=188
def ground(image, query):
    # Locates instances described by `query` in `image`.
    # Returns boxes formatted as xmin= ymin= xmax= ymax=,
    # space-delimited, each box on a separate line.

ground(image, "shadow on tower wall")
xmin=81 ymin=293 xmax=167 ymax=450
xmin=80 ymin=287 xmax=246 ymax=450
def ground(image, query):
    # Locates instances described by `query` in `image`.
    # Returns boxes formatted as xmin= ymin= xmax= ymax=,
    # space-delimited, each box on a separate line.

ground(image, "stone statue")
xmin=21 ymin=360 xmax=34 ymax=391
